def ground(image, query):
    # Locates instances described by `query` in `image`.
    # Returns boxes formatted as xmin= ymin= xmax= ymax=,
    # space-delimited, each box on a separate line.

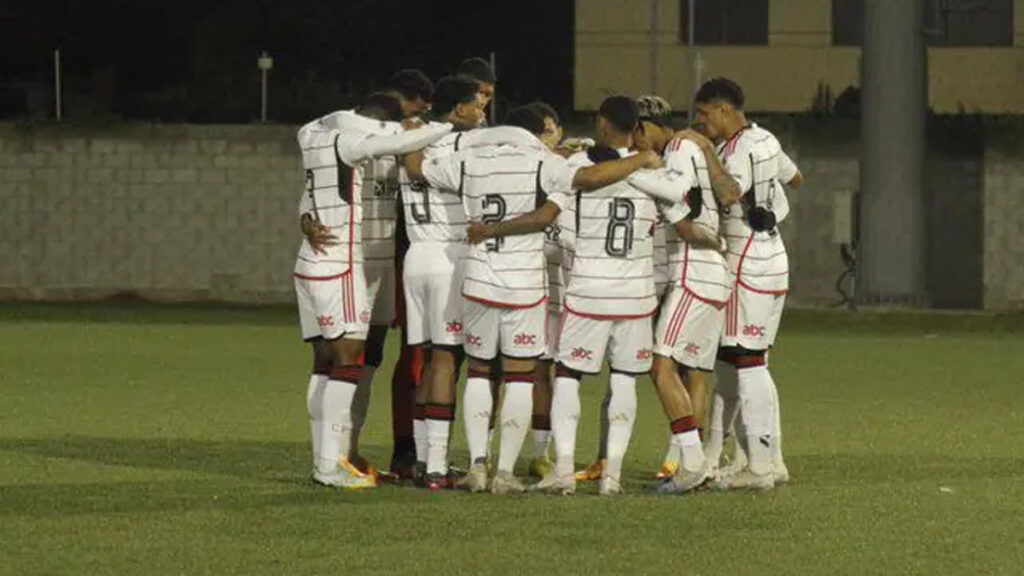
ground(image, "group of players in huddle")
xmin=294 ymin=57 xmax=803 ymax=495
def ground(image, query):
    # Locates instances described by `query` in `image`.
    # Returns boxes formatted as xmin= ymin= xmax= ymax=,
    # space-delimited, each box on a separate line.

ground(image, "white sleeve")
xmin=723 ymin=141 xmax=754 ymax=193
xmin=420 ymin=153 xmax=463 ymax=192
xmin=660 ymin=201 xmax=689 ymax=225
xmin=337 ymin=123 xmax=454 ymax=164
xmin=772 ymin=185 xmax=791 ymax=224
xmin=777 ymin=150 xmax=799 ymax=184
xmin=627 ymin=167 xmax=695 ymax=204
xmin=458 ymin=126 xmax=542 ymax=151
xmin=540 ymin=154 xmax=580 ymax=197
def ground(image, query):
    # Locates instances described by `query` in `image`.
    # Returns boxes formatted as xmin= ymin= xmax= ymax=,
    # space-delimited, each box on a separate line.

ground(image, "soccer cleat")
xmin=574 ymin=459 xmax=605 ymax=482
xmin=773 ymin=458 xmax=790 ymax=485
xmin=719 ymin=448 xmax=748 ymax=478
xmin=312 ymin=459 xmax=377 ymax=490
xmin=529 ymin=456 xmax=553 ymax=479
xmin=598 ymin=476 xmax=623 ymax=496
xmin=389 ymin=452 xmax=417 ymax=482
xmin=655 ymin=467 xmax=709 ymax=495
xmin=425 ymin=472 xmax=452 ymax=491
xmin=711 ymin=468 xmax=774 ymax=491
xmin=455 ymin=463 xmax=490 ymax=493
xmin=491 ymin=471 xmax=527 ymax=495
xmin=413 ymin=461 xmax=428 ymax=487
xmin=529 ymin=472 xmax=576 ymax=495
xmin=352 ymin=456 xmax=382 ymax=484
xmin=654 ymin=460 xmax=679 ymax=481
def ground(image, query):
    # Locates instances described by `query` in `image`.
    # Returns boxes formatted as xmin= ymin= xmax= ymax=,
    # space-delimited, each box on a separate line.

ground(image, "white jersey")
xmin=717 ymin=123 xmax=793 ymax=294
xmin=661 ymin=138 xmax=732 ymax=304
xmin=361 ymin=156 xmax=400 ymax=266
xmin=400 ymin=127 xmax=469 ymax=244
xmin=422 ymin=130 xmax=578 ymax=307
xmin=543 ymin=206 xmax=576 ymax=313
xmin=294 ymin=110 xmax=451 ymax=278
xmin=653 ymin=221 xmax=668 ymax=297
xmin=563 ymin=149 xmax=658 ymax=319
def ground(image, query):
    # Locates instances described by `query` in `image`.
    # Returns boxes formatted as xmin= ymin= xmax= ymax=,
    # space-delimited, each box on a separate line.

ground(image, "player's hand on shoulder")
xmin=673 ymin=129 xmax=712 ymax=151
xmin=300 ymin=213 xmax=339 ymax=255
xmin=639 ymin=149 xmax=664 ymax=170
xmin=466 ymin=221 xmax=493 ymax=245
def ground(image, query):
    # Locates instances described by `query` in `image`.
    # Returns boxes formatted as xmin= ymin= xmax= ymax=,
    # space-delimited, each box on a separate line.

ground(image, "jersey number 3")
xmin=482 ymin=194 xmax=507 ymax=252
xmin=605 ymin=198 xmax=635 ymax=257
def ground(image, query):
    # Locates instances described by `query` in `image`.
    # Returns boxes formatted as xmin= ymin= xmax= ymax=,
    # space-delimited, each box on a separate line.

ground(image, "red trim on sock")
xmin=468 ymin=367 xmax=490 ymax=380
xmin=329 ymin=365 xmax=361 ymax=383
xmin=504 ymin=372 xmax=536 ymax=385
xmin=424 ymin=403 xmax=456 ymax=421
xmin=670 ymin=415 xmax=699 ymax=435
xmin=554 ymin=364 xmax=580 ymax=379
xmin=532 ymin=414 xmax=551 ymax=431
xmin=734 ymin=355 xmax=766 ymax=369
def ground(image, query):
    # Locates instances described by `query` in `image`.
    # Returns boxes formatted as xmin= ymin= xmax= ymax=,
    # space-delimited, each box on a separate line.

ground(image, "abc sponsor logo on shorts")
xmin=635 ymin=348 xmax=652 ymax=360
xmin=445 ymin=320 xmax=463 ymax=334
xmin=513 ymin=333 xmax=537 ymax=347
xmin=683 ymin=342 xmax=700 ymax=356
xmin=317 ymin=315 xmax=334 ymax=328
xmin=465 ymin=332 xmax=483 ymax=347
xmin=570 ymin=347 xmax=593 ymax=361
xmin=742 ymin=324 xmax=766 ymax=337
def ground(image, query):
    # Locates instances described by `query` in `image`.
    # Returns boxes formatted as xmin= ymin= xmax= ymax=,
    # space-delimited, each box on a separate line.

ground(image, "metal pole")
xmin=54 ymin=49 xmax=62 ymax=121
xmin=649 ymin=0 xmax=658 ymax=93
xmin=858 ymin=0 xmax=927 ymax=305
xmin=260 ymin=68 xmax=268 ymax=123
xmin=488 ymin=52 xmax=497 ymax=126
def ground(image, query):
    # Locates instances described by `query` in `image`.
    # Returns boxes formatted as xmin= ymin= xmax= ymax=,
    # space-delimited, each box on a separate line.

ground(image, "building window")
xmin=679 ymin=0 xmax=768 ymax=45
xmin=833 ymin=0 xmax=1013 ymax=46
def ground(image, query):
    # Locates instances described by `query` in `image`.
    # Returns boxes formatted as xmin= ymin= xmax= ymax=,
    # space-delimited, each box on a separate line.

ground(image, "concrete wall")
xmin=0 ymin=123 xmax=302 ymax=304
xmin=575 ymin=0 xmax=1024 ymax=113
xmin=1 ymin=122 xmax=1022 ymax=310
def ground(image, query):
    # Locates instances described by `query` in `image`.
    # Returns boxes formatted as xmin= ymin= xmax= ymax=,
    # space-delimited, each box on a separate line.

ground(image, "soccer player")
xmin=398 ymin=76 xmax=485 ymax=489
xmin=296 ymin=93 xmax=452 ymax=489
xmin=456 ymin=57 xmax=496 ymax=120
xmin=685 ymin=77 xmax=802 ymax=490
xmin=386 ymin=69 xmax=434 ymax=118
xmin=407 ymin=105 xmax=660 ymax=493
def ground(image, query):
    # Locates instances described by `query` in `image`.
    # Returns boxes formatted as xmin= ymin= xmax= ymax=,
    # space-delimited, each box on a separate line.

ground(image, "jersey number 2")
xmin=482 ymin=194 xmax=507 ymax=252
xmin=605 ymin=198 xmax=635 ymax=257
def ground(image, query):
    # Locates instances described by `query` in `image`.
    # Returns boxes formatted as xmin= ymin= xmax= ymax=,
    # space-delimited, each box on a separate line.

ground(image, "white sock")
xmin=463 ymin=377 xmax=493 ymax=464
xmin=306 ymin=373 xmax=328 ymax=468
xmin=551 ymin=377 xmax=581 ymax=478
xmin=605 ymin=373 xmax=637 ymax=483
xmin=531 ymin=429 xmax=551 ymax=459
xmin=413 ymin=416 xmax=427 ymax=464
xmin=738 ymin=365 xmax=777 ymax=476
xmin=349 ymin=366 xmax=375 ymax=455
xmin=426 ymin=418 xmax=452 ymax=475
xmin=707 ymin=360 xmax=740 ymax=466
xmin=318 ymin=378 xmax=357 ymax=473
xmin=671 ymin=428 xmax=705 ymax=473
xmin=496 ymin=380 xmax=533 ymax=474
xmin=766 ymin=368 xmax=784 ymax=464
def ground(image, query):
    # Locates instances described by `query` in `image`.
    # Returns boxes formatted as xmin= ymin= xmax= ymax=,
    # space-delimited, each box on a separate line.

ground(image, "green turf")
xmin=1 ymin=303 xmax=1022 ymax=575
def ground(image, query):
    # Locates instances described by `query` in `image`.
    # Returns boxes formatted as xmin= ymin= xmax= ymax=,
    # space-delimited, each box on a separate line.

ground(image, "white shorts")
xmin=403 ymin=242 xmax=467 ymax=347
xmin=295 ymin=267 xmax=369 ymax=341
xmin=654 ymin=287 xmax=725 ymax=371
xmin=720 ymin=285 xmax=786 ymax=351
xmin=557 ymin=311 xmax=653 ymax=375
xmin=463 ymin=298 xmax=546 ymax=361
xmin=540 ymin=309 xmax=563 ymax=361
xmin=364 ymin=263 xmax=395 ymax=326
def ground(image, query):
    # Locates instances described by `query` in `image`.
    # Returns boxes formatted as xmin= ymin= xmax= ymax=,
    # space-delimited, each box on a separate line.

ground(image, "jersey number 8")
xmin=605 ymin=198 xmax=635 ymax=257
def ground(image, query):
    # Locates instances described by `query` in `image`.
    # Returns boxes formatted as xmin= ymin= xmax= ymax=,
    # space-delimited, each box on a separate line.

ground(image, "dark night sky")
xmin=0 ymin=0 xmax=574 ymax=122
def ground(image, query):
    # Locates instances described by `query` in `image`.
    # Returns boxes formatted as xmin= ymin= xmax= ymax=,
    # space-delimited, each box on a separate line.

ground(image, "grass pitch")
xmin=1 ymin=303 xmax=1022 ymax=575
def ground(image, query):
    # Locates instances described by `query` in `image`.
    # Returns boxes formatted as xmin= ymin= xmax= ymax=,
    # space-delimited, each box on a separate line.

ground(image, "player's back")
xmin=400 ymin=128 xmax=468 ymax=244
xmin=565 ymin=151 xmax=658 ymax=318
xmin=716 ymin=123 xmax=789 ymax=293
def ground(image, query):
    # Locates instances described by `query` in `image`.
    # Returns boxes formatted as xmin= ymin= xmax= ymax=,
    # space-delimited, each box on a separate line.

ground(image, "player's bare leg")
xmin=306 ymin=338 xmax=333 ymax=473
xmin=650 ymin=354 xmax=709 ymax=494
xmin=313 ymin=337 xmax=376 ymax=489
xmin=349 ymin=324 xmax=388 ymax=481
xmin=490 ymin=356 xmax=536 ymax=494
xmin=459 ymin=357 xmax=494 ymax=492
xmin=529 ymin=360 xmax=554 ymax=478
xmin=423 ymin=345 xmax=464 ymax=490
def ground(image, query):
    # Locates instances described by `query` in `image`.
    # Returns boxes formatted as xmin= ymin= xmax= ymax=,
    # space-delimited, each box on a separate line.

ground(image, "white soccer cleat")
xmin=655 ymin=467 xmax=709 ymax=495
xmin=711 ymin=468 xmax=774 ymax=491
xmin=490 ymin=471 xmax=527 ymax=495
xmin=719 ymin=447 xmax=748 ymax=478
xmin=456 ymin=463 xmax=490 ymax=493
xmin=312 ymin=459 xmax=377 ymax=490
xmin=598 ymin=476 xmax=623 ymax=496
xmin=529 ymin=472 xmax=576 ymax=495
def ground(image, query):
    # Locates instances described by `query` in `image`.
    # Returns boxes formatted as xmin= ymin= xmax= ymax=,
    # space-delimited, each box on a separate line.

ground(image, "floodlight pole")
xmin=54 ymin=49 xmax=62 ymax=121
xmin=258 ymin=51 xmax=274 ymax=123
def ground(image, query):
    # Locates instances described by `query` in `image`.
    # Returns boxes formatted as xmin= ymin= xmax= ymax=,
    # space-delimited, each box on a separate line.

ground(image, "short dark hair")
xmin=431 ymin=75 xmax=480 ymax=118
xmin=504 ymin=105 xmax=545 ymax=136
xmin=526 ymin=101 xmax=560 ymax=126
xmin=456 ymin=57 xmax=496 ymax=85
xmin=387 ymin=69 xmax=434 ymax=102
xmin=358 ymin=92 xmax=404 ymax=122
xmin=598 ymin=95 xmax=638 ymax=133
xmin=694 ymin=77 xmax=745 ymax=109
